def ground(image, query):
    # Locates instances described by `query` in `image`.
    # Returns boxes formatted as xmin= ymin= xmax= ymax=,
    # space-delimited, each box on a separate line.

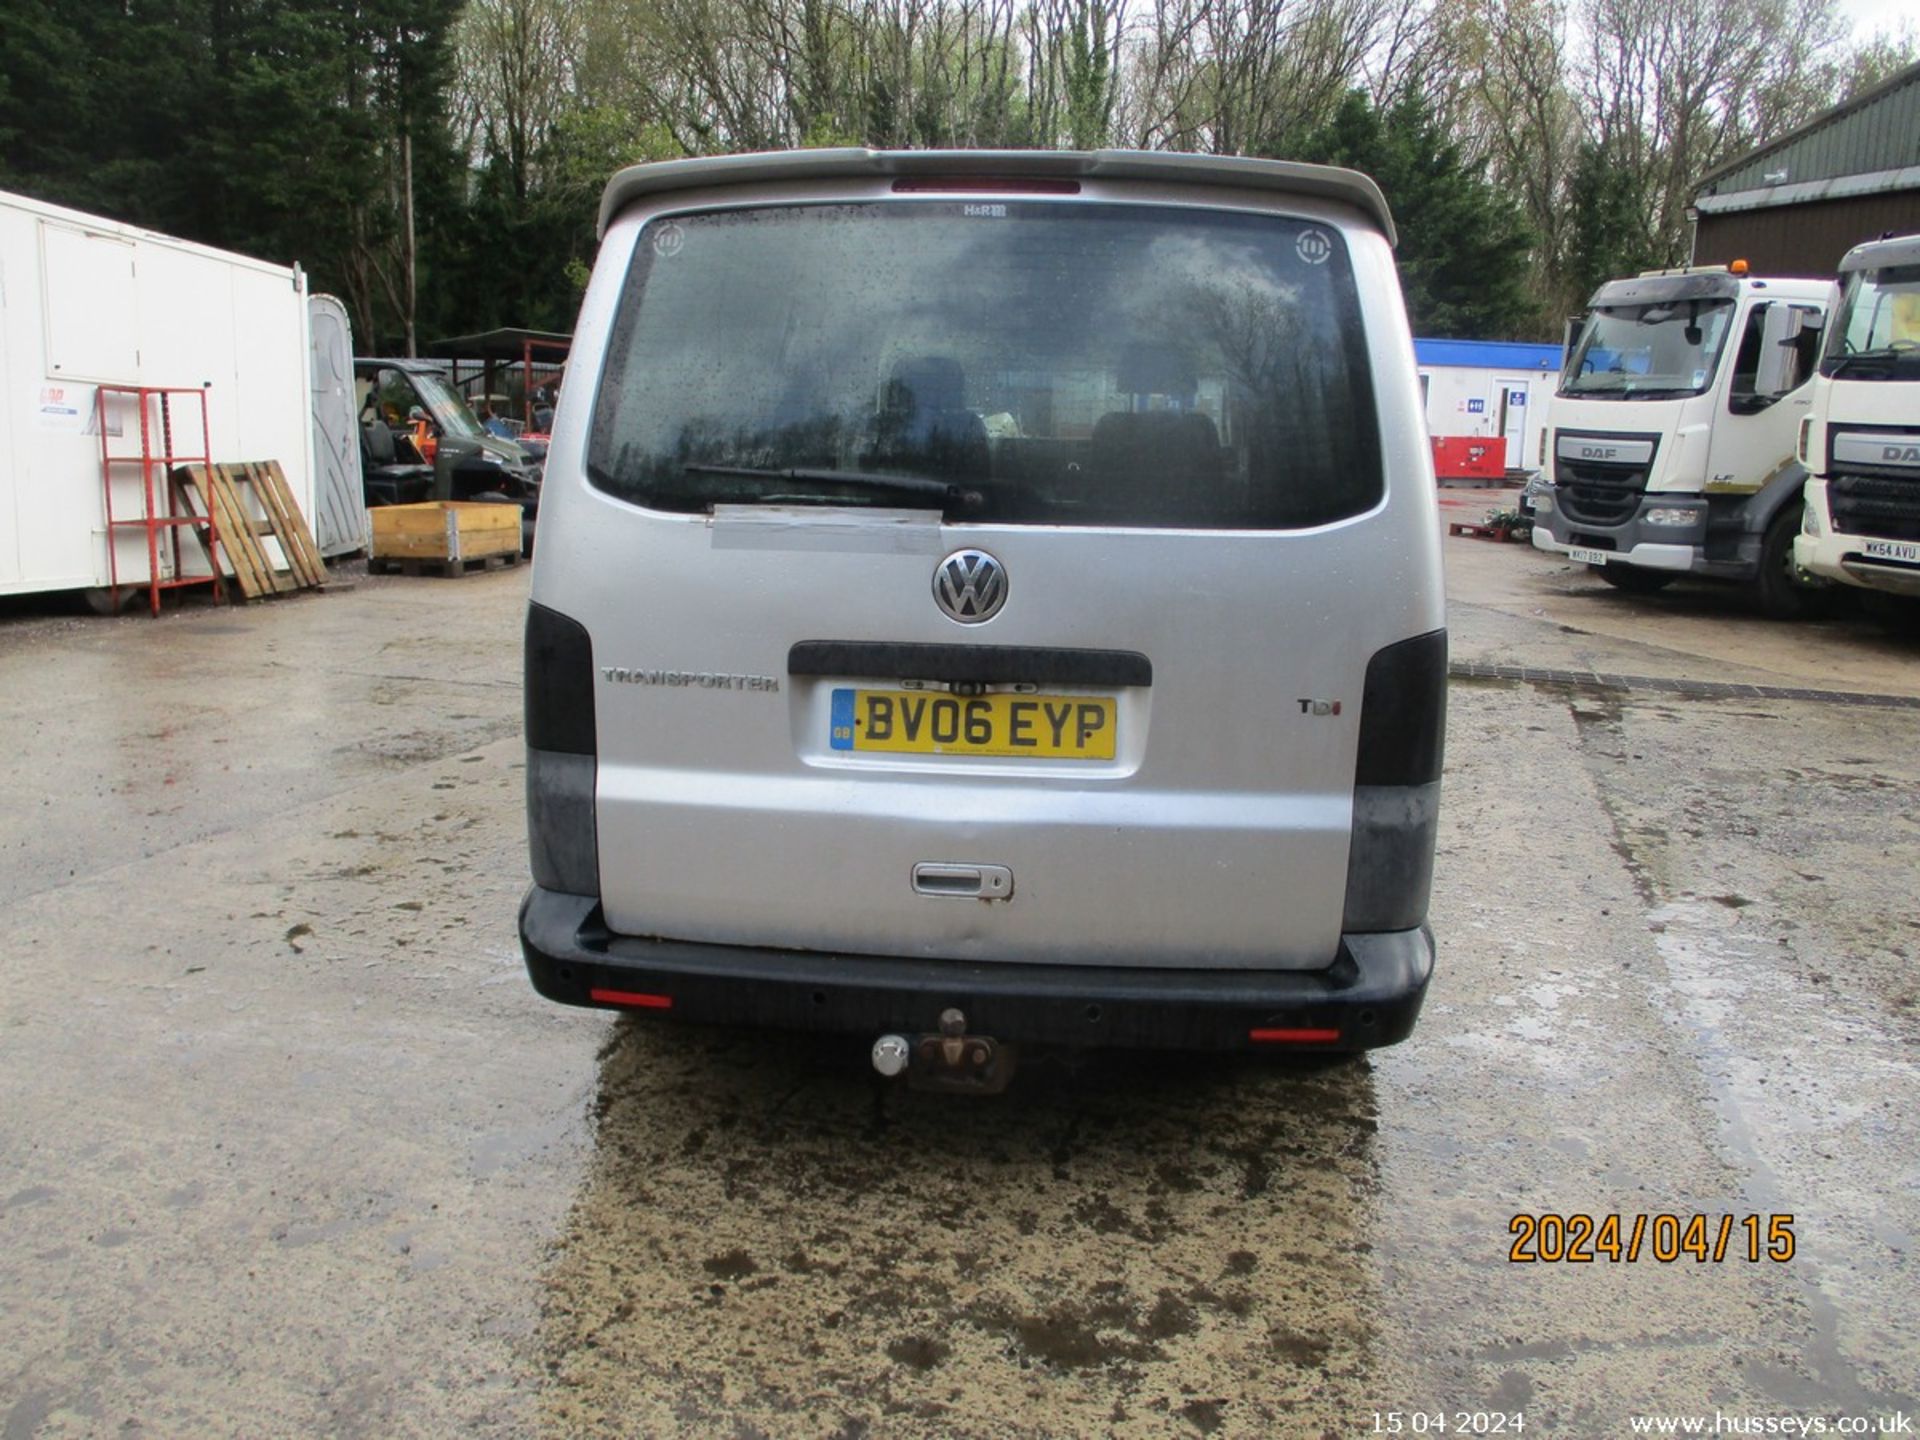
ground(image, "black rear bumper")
xmin=519 ymin=887 xmax=1434 ymax=1052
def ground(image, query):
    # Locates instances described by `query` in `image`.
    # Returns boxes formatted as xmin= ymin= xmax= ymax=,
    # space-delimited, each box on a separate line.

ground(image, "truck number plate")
xmin=1863 ymin=539 xmax=1920 ymax=565
xmin=830 ymin=689 xmax=1116 ymax=759
xmin=1568 ymin=546 xmax=1609 ymax=565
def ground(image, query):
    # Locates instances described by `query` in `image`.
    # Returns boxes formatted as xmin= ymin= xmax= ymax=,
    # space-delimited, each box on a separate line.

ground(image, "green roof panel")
xmin=1696 ymin=61 xmax=1920 ymax=199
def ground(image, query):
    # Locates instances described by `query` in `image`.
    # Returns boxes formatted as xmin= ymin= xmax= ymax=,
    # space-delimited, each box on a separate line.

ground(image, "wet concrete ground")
xmin=2 ymin=517 xmax=1918 ymax=1437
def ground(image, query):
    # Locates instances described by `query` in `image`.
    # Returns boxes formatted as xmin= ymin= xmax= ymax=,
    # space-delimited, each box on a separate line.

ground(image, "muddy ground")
xmin=2 ymin=509 xmax=1917 ymax=1438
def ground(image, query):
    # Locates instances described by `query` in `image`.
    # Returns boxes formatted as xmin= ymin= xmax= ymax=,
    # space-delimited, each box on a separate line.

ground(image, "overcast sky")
xmin=1835 ymin=0 xmax=1916 ymax=42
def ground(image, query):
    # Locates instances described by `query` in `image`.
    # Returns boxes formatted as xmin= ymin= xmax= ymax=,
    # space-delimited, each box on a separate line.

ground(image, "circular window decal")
xmin=1296 ymin=229 xmax=1333 ymax=266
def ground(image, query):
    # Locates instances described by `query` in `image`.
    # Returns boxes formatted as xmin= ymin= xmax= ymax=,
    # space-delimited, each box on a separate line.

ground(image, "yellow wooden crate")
xmin=370 ymin=501 xmax=520 ymax=563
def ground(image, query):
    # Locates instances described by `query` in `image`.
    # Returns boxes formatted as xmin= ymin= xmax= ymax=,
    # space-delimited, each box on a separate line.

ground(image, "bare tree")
xmin=456 ymin=0 xmax=588 ymax=197
xmin=1576 ymin=0 xmax=1847 ymax=261
xmin=1019 ymin=0 xmax=1123 ymax=146
xmin=453 ymin=0 xmax=1891 ymax=346
xmin=1840 ymin=21 xmax=1919 ymax=97
xmin=1449 ymin=0 xmax=1583 ymax=319
xmin=1119 ymin=0 xmax=1387 ymax=154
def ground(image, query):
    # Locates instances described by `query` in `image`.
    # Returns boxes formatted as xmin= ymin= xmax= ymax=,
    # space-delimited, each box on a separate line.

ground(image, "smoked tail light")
xmin=1343 ymin=630 xmax=1446 ymax=933
xmin=525 ymin=603 xmax=600 ymax=896
xmin=1353 ymin=629 xmax=1446 ymax=788
xmin=526 ymin=602 xmax=596 ymax=756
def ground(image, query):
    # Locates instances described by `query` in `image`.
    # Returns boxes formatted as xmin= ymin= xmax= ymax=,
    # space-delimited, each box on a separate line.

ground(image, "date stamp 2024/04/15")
xmin=1508 ymin=1212 xmax=1796 ymax=1264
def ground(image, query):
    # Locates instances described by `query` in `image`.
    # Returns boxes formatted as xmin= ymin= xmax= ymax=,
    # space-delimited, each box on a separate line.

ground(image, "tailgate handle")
xmin=912 ymin=863 xmax=1013 ymax=900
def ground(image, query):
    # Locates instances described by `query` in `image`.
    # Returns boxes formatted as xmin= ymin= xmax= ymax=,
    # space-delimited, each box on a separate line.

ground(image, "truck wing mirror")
xmin=1781 ymin=308 xmax=1825 ymax=339
xmin=1754 ymin=303 xmax=1813 ymax=397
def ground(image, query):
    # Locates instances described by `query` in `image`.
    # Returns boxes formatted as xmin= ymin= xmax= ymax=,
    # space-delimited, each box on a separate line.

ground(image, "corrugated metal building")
xmin=1691 ymin=61 xmax=1920 ymax=275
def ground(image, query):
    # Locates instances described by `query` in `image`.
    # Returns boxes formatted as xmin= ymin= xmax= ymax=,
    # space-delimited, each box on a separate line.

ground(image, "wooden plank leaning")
xmin=247 ymin=461 xmax=326 ymax=588
xmin=176 ymin=465 xmax=267 ymax=599
xmin=170 ymin=462 xmax=325 ymax=600
xmin=211 ymin=467 xmax=291 ymax=595
xmin=164 ymin=467 xmax=229 ymax=603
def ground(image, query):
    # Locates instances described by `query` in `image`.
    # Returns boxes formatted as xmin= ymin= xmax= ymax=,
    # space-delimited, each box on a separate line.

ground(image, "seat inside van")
xmin=1090 ymin=411 xmax=1224 ymax=517
xmin=869 ymin=356 xmax=989 ymax=479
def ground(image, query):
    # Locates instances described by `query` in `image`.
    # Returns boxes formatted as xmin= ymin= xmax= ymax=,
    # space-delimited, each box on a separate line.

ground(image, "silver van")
xmin=520 ymin=150 xmax=1445 ymax=1086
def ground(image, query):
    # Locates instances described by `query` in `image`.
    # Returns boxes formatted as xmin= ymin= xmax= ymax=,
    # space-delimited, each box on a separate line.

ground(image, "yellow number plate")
xmin=829 ymin=688 xmax=1116 ymax=759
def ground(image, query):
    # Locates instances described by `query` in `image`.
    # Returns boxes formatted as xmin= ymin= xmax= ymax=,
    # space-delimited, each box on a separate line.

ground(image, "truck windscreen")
xmin=1821 ymin=266 xmax=1920 ymax=380
xmin=585 ymin=200 xmax=1383 ymax=529
xmin=1561 ymin=300 xmax=1736 ymax=398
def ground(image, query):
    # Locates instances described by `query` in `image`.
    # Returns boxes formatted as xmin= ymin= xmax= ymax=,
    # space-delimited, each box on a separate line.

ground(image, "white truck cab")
xmin=1794 ymin=233 xmax=1920 ymax=598
xmin=1532 ymin=266 xmax=1829 ymax=616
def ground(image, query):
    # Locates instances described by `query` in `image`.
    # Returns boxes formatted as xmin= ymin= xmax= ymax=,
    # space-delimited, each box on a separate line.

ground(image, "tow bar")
xmin=872 ymin=1008 xmax=1017 ymax=1095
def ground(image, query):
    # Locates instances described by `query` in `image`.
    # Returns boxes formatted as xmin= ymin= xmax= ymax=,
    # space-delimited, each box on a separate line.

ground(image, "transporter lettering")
xmin=602 ymin=667 xmax=780 ymax=692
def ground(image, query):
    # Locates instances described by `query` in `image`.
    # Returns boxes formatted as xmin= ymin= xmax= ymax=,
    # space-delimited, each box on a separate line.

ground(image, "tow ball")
xmin=872 ymin=1008 xmax=1017 ymax=1094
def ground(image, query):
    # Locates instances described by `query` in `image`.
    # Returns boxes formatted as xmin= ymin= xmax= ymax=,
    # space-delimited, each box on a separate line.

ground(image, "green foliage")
xmin=1280 ymin=89 xmax=1538 ymax=339
xmin=0 ymin=0 xmax=465 ymax=353
xmin=0 ymin=0 xmax=208 ymax=229
xmin=802 ymin=114 xmax=866 ymax=149
xmin=1840 ymin=26 xmax=1919 ymax=100
xmin=1064 ymin=0 xmax=1114 ymax=151
xmin=3 ymin=0 xmax=1893 ymax=349
xmin=1565 ymin=142 xmax=1663 ymax=303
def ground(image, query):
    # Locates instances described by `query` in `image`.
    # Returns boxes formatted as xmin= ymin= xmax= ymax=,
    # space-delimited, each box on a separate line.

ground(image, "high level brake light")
xmin=890 ymin=178 xmax=1081 ymax=194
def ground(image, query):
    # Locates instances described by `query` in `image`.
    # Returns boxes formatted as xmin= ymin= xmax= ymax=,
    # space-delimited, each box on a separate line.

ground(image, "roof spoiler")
xmin=597 ymin=148 xmax=1397 ymax=247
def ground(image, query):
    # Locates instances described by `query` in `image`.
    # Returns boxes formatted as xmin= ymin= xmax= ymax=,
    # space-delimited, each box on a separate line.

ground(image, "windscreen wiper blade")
xmin=681 ymin=463 xmax=983 ymax=508
xmin=1825 ymin=350 xmax=1902 ymax=377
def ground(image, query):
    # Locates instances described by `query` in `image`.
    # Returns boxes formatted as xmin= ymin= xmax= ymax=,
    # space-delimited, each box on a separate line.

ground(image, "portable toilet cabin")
xmin=308 ymin=294 xmax=367 ymax=558
xmin=1414 ymin=337 xmax=1562 ymax=479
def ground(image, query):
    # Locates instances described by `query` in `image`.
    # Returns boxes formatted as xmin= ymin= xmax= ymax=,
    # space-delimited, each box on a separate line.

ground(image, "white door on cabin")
xmin=1494 ymin=376 xmax=1531 ymax=471
xmin=40 ymin=223 xmax=140 ymax=383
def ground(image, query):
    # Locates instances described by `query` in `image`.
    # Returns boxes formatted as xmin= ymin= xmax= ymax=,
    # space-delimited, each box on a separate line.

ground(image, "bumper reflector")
xmin=590 ymin=988 xmax=674 ymax=1010
xmin=1249 ymin=1026 xmax=1341 ymax=1045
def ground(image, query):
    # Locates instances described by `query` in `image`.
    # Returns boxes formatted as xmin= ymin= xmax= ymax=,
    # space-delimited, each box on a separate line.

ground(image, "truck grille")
xmin=1829 ymin=470 xmax=1920 ymax=542
xmin=1555 ymin=458 xmax=1650 ymax=527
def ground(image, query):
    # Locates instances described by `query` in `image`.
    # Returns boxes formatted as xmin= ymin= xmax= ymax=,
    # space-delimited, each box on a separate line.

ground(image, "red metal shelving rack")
xmin=97 ymin=385 xmax=225 ymax=617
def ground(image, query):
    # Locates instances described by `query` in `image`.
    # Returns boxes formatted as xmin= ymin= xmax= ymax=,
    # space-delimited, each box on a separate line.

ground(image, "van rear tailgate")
xmin=587 ymin=515 xmax=1385 ymax=970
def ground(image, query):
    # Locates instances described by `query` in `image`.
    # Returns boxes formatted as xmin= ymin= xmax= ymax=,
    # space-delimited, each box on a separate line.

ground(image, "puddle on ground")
xmin=537 ymin=1021 xmax=1385 ymax=1437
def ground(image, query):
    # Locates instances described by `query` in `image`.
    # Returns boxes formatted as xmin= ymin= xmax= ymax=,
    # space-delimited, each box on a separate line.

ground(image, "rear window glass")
xmin=587 ymin=201 xmax=1382 ymax=528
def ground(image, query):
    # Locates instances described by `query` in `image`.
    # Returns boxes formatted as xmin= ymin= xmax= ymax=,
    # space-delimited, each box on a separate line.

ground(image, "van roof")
xmin=597 ymin=148 xmax=1397 ymax=247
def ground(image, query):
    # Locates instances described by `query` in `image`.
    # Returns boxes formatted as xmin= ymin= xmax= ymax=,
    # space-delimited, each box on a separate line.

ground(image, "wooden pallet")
xmin=367 ymin=551 xmax=523 ymax=579
xmin=174 ymin=461 xmax=327 ymax=599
